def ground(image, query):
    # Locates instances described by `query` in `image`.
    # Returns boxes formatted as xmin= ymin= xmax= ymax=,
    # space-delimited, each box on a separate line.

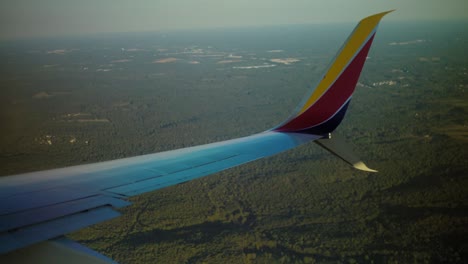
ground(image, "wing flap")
xmin=1 ymin=237 xmax=117 ymax=264
xmin=0 ymin=195 xmax=129 ymax=232
xmin=0 ymin=206 xmax=120 ymax=254
xmin=0 ymin=187 xmax=96 ymax=216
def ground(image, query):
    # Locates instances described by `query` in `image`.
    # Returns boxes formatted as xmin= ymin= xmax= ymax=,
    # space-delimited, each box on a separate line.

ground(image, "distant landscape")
xmin=1 ymin=21 xmax=467 ymax=263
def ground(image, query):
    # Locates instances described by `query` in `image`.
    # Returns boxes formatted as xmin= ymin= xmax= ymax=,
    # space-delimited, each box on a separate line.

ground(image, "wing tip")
xmin=360 ymin=10 xmax=395 ymax=24
xmin=353 ymin=161 xmax=378 ymax=173
xmin=315 ymin=135 xmax=378 ymax=173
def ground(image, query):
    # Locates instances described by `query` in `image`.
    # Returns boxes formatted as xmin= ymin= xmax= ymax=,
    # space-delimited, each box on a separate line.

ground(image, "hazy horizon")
xmin=2 ymin=19 xmax=467 ymax=43
xmin=1 ymin=0 xmax=467 ymax=40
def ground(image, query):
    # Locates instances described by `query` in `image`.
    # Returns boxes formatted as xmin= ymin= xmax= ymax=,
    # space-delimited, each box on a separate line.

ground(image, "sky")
xmin=1 ymin=0 xmax=467 ymax=40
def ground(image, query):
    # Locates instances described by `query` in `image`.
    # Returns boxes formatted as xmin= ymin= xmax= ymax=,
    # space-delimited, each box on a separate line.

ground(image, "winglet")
xmin=273 ymin=10 xmax=393 ymax=135
xmin=272 ymin=11 xmax=393 ymax=172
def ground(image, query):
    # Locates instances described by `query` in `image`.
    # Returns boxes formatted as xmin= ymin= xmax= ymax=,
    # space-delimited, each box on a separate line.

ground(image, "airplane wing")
xmin=0 ymin=11 xmax=392 ymax=263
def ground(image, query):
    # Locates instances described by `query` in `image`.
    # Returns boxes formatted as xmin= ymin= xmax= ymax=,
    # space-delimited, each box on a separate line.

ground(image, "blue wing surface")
xmin=0 ymin=132 xmax=319 ymax=254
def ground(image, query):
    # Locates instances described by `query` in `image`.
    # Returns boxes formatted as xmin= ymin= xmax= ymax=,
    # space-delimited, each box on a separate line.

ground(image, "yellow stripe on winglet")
xmin=298 ymin=10 xmax=394 ymax=114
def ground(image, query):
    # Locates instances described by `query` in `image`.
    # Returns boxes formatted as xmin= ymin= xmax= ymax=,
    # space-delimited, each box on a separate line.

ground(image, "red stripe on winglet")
xmin=275 ymin=34 xmax=375 ymax=132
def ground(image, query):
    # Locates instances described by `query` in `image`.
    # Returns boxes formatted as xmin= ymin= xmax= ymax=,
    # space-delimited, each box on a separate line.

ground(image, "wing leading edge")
xmin=0 ymin=11 xmax=392 ymax=263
